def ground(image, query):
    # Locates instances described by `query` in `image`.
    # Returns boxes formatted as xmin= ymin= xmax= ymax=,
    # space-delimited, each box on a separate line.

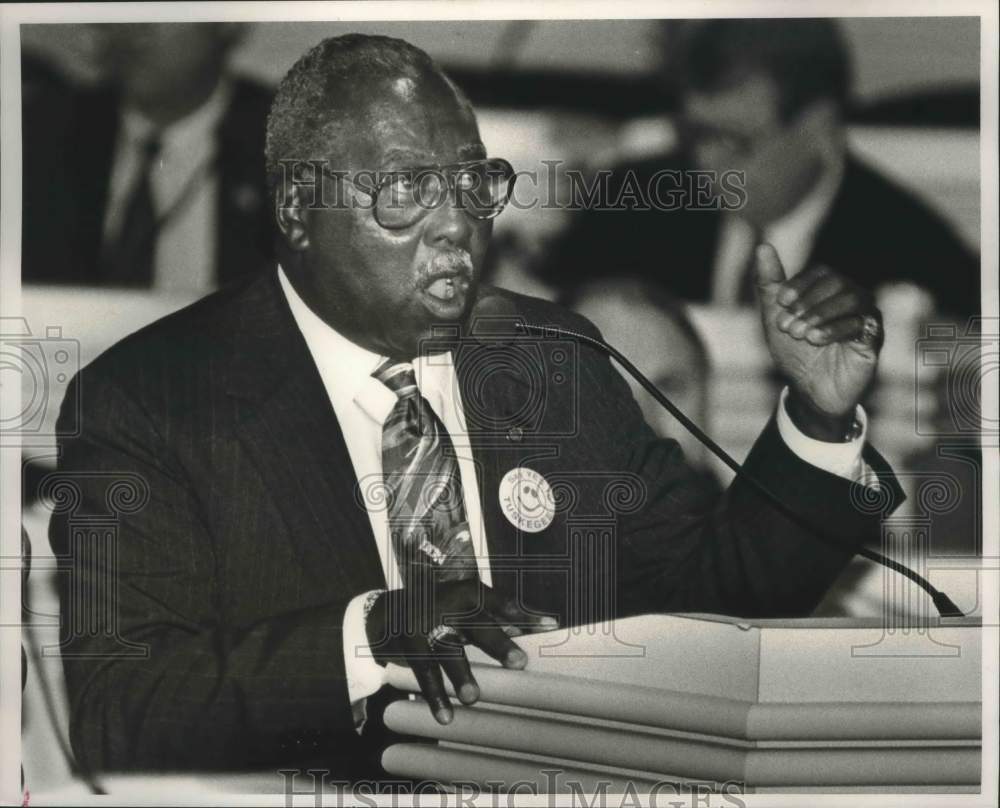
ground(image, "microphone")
xmin=465 ymin=288 xmax=523 ymax=342
xmin=510 ymin=319 xmax=964 ymax=619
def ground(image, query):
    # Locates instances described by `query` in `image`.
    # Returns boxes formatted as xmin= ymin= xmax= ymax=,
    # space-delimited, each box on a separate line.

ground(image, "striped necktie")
xmin=373 ymin=360 xmax=478 ymax=588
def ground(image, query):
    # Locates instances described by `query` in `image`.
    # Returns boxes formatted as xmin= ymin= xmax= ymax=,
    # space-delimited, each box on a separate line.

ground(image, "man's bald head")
xmin=265 ymin=33 xmax=475 ymax=189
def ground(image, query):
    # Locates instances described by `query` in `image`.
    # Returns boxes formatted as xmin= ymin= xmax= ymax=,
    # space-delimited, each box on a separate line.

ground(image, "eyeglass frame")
xmin=303 ymin=157 xmax=518 ymax=230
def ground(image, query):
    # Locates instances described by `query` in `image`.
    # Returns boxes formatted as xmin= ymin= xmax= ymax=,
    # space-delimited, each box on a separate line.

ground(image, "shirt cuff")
xmin=343 ymin=590 xmax=388 ymax=712
xmin=776 ymin=387 xmax=871 ymax=484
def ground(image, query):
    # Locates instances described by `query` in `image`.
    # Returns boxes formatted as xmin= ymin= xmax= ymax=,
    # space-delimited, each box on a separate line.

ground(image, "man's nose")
xmin=422 ymin=189 xmax=473 ymax=248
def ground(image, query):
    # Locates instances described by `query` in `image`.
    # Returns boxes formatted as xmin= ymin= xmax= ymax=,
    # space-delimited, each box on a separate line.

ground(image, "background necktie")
xmin=101 ymin=134 xmax=161 ymax=287
xmin=374 ymin=360 xmax=479 ymax=588
xmin=737 ymin=225 xmax=764 ymax=305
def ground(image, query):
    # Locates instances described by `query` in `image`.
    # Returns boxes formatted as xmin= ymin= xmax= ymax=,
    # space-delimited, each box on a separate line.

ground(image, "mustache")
xmin=419 ymin=250 xmax=474 ymax=286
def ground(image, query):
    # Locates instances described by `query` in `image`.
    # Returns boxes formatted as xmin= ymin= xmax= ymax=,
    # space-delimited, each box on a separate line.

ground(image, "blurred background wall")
xmin=23 ymin=17 xmax=982 ymax=94
xmin=21 ymin=17 xmax=982 ymax=251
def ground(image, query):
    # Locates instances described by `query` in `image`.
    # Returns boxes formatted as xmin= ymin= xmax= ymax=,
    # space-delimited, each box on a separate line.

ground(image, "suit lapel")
xmin=452 ymin=315 xmax=560 ymax=582
xmin=455 ymin=349 xmax=512 ymax=563
xmin=806 ymin=156 xmax=856 ymax=276
xmin=227 ymin=273 xmax=385 ymax=592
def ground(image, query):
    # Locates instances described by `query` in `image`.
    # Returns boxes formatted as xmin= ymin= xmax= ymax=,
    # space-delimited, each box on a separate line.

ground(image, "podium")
xmin=380 ymin=614 xmax=982 ymax=793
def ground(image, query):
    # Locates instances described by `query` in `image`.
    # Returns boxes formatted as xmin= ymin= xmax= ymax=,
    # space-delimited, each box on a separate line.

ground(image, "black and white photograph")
xmin=1 ymin=2 xmax=997 ymax=805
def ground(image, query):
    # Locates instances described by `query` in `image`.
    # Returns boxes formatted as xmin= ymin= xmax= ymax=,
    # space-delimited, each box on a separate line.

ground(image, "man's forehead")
xmin=346 ymin=73 xmax=483 ymax=166
xmin=683 ymin=72 xmax=781 ymax=130
xmin=373 ymin=141 xmax=486 ymax=166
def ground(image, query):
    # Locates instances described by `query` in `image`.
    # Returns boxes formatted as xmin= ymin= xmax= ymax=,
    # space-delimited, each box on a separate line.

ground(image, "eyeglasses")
xmin=318 ymin=158 xmax=517 ymax=230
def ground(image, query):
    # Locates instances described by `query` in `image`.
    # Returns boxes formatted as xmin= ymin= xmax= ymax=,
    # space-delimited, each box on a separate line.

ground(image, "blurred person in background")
xmin=569 ymin=277 xmax=722 ymax=494
xmin=543 ymin=18 xmax=978 ymax=318
xmin=481 ymin=153 xmax=586 ymax=301
xmin=22 ymin=23 xmax=274 ymax=291
xmin=479 ymin=112 xmax=622 ymax=301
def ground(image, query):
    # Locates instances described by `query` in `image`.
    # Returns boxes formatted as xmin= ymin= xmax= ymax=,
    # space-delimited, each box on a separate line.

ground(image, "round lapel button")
xmin=499 ymin=467 xmax=555 ymax=533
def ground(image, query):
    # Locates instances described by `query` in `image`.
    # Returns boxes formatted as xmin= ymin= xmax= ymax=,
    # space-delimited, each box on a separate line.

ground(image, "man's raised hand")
xmin=754 ymin=244 xmax=883 ymax=441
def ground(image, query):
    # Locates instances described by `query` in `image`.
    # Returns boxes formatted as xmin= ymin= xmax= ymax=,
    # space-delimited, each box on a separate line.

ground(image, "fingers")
xmin=772 ymin=265 xmax=878 ymax=345
xmin=410 ymin=658 xmax=454 ymax=725
xmin=785 ymin=268 xmax=845 ymax=315
xmin=515 ymin=618 xmax=560 ymax=636
xmin=436 ymin=649 xmax=480 ymax=705
xmin=396 ymin=582 xmax=542 ymax=726
xmin=402 ymin=583 xmax=540 ymax=724
xmin=463 ymin=615 xmax=528 ymax=670
xmin=779 ymin=290 xmax=860 ymax=341
xmin=413 ymin=628 xmax=479 ymax=723
xmin=753 ymin=243 xmax=787 ymax=290
xmin=487 ymin=591 xmax=559 ymax=634
xmin=805 ymin=314 xmax=882 ymax=347
xmin=775 ymin=264 xmax=837 ymax=309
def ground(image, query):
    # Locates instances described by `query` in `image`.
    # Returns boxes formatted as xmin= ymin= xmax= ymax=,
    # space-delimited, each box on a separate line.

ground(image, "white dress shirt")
xmin=712 ymin=157 xmax=846 ymax=305
xmin=103 ymin=79 xmax=232 ymax=293
xmin=276 ymin=265 xmax=871 ymax=716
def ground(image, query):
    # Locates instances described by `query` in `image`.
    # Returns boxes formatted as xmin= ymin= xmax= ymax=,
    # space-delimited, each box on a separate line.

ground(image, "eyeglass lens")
xmin=375 ymin=160 xmax=513 ymax=228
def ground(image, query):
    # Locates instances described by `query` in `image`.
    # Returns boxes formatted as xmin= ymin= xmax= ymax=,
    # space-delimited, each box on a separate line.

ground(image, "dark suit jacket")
xmin=22 ymin=76 xmax=274 ymax=287
xmin=51 ymin=270 xmax=902 ymax=774
xmin=544 ymin=152 xmax=979 ymax=317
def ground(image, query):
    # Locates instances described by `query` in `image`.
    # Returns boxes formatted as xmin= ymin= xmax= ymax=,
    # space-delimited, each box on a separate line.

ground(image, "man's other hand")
xmin=754 ymin=244 xmax=883 ymax=441
xmin=365 ymin=581 xmax=557 ymax=724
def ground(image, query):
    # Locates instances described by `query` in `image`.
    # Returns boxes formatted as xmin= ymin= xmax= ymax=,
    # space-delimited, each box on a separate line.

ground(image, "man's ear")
xmin=275 ymin=182 xmax=310 ymax=252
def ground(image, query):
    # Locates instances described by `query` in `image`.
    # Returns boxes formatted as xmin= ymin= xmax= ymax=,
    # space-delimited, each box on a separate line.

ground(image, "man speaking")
xmin=52 ymin=34 xmax=901 ymax=776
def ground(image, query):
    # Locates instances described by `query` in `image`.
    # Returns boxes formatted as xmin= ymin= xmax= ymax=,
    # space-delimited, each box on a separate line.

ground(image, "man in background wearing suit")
xmin=53 ymin=34 xmax=901 ymax=778
xmin=544 ymin=19 xmax=978 ymax=318
xmin=22 ymin=23 xmax=273 ymax=291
